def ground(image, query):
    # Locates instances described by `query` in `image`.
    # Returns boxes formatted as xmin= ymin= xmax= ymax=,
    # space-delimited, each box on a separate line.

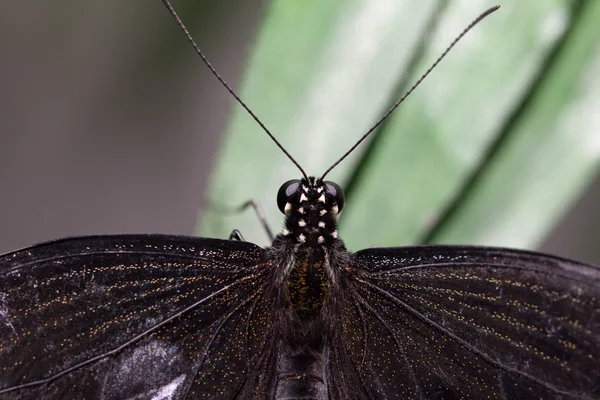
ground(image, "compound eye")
xmin=324 ymin=181 xmax=344 ymax=213
xmin=277 ymin=179 xmax=301 ymax=214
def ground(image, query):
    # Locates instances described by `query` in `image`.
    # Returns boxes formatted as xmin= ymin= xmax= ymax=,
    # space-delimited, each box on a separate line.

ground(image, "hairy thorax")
xmin=287 ymin=246 xmax=329 ymax=318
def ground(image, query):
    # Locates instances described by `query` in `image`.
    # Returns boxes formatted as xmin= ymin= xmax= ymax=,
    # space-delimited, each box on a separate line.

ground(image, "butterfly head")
xmin=277 ymin=176 xmax=344 ymax=246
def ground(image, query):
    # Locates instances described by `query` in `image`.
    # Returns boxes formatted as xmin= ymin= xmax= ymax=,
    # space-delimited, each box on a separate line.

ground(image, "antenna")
xmin=320 ymin=5 xmax=500 ymax=180
xmin=161 ymin=0 xmax=309 ymax=181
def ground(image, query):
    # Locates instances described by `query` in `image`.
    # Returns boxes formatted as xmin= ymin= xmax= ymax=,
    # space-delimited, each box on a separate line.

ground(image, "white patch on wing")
xmin=0 ymin=295 xmax=17 ymax=337
xmin=118 ymin=341 xmax=167 ymax=378
xmin=298 ymin=220 xmax=306 ymax=227
xmin=151 ymin=375 xmax=186 ymax=400
xmin=118 ymin=341 xmax=187 ymax=400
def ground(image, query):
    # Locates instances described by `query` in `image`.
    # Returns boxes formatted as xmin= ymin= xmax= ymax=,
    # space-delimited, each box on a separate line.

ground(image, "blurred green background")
xmin=1 ymin=0 xmax=600 ymax=264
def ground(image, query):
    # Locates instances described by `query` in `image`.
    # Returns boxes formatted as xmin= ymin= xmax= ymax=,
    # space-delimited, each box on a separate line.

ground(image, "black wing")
xmin=0 ymin=234 xmax=278 ymax=399
xmin=332 ymin=245 xmax=600 ymax=399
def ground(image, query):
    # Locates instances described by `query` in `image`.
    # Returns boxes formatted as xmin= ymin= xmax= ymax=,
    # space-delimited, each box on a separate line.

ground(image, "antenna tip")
xmin=478 ymin=5 xmax=500 ymax=21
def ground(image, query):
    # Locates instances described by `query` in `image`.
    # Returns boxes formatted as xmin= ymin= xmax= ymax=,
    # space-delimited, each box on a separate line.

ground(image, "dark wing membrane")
xmin=0 ymin=234 xmax=277 ymax=399
xmin=334 ymin=245 xmax=600 ymax=399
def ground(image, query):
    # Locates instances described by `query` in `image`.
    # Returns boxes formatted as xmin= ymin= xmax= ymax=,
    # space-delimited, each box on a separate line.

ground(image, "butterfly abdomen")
xmin=272 ymin=244 xmax=331 ymax=398
xmin=272 ymin=333 xmax=328 ymax=399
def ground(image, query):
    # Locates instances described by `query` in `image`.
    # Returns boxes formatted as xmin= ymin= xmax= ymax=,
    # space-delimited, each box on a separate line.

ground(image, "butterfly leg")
xmin=229 ymin=200 xmax=275 ymax=242
xmin=229 ymin=229 xmax=246 ymax=241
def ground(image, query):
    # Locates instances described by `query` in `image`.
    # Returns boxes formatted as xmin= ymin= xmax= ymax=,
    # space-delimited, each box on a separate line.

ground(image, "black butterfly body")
xmin=1 ymin=176 xmax=599 ymax=399
xmin=3 ymin=2 xmax=600 ymax=398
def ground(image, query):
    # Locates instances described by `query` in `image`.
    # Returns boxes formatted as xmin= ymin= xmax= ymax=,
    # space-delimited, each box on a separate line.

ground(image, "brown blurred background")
xmin=0 ymin=0 xmax=264 ymax=250
xmin=1 ymin=0 xmax=599 ymax=264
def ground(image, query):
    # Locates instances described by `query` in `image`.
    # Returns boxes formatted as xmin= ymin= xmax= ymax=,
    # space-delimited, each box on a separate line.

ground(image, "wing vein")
xmin=356 ymin=277 xmax=581 ymax=398
xmin=0 ymin=273 xmax=260 ymax=394
xmin=351 ymin=288 xmax=422 ymax=398
xmin=182 ymin=293 xmax=259 ymax=399
xmin=366 ymin=262 xmax=589 ymax=283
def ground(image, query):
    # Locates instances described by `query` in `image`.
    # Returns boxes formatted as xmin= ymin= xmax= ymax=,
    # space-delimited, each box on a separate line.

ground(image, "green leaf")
xmin=198 ymin=0 xmax=440 ymax=245
xmin=342 ymin=0 xmax=575 ymax=250
xmin=430 ymin=0 xmax=600 ymax=248
xmin=198 ymin=0 xmax=600 ymax=253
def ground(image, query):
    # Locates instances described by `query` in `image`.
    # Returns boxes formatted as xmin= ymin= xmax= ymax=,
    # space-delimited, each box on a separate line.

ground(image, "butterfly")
xmin=1 ymin=2 xmax=599 ymax=399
